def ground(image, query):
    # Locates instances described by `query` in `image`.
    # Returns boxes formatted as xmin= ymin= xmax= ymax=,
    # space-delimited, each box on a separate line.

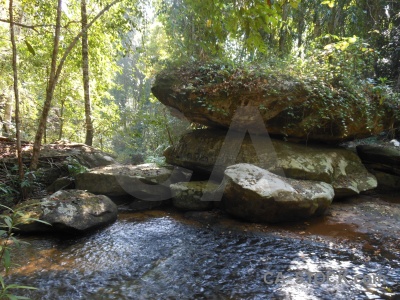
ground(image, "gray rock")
xmin=357 ymin=145 xmax=400 ymax=191
xmin=75 ymin=163 xmax=192 ymax=201
xmin=170 ymin=181 xmax=219 ymax=211
xmin=222 ymin=164 xmax=335 ymax=223
xmin=15 ymin=190 xmax=117 ymax=233
xmin=126 ymin=199 xmax=166 ymax=211
xmin=357 ymin=144 xmax=400 ymax=168
xmin=164 ymin=129 xmax=377 ymax=198
xmin=47 ymin=177 xmax=75 ymax=193
xmin=371 ymin=171 xmax=400 ymax=191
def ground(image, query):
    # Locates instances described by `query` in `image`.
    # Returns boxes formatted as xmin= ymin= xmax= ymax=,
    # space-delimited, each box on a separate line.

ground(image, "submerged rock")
xmin=222 ymin=164 xmax=335 ymax=223
xmin=75 ymin=163 xmax=192 ymax=201
xmin=164 ymin=129 xmax=377 ymax=198
xmin=15 ymin=190 xmax=117 ymax=233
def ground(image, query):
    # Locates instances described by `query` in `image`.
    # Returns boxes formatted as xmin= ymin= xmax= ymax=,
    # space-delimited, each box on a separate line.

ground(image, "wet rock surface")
xmin=15 ymin=190 xmax=118 ymax=233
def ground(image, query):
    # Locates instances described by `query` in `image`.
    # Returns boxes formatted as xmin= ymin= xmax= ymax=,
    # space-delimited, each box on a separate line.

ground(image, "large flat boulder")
xmin=75 ymin=163 xmax=192 ymax=201
xmin=152 ymin=63 xmax=391 ymax=143
xmin=15 ymin=190 xmax=117 ymax=233
xmin=222 ymin=164 xmax=335 ymax=223
xmin=164 ymin=129 xmax=377 ymax=198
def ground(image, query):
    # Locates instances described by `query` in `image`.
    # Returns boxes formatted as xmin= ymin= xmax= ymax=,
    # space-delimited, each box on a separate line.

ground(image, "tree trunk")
xmin=9 ymin=0 xmax=24 ymax=183
xmin=278 ymin=1 xmax=289 ymax=56
xmin=81 ymin=0 xmax=93 ymax=146
xmin=59 ymin=98 xmax=65 ymax=140
xmin=30 ymin=0 xmax=120 ymax=170
xmin=30 ymin=0 xmax=63 ymax=170
xmin=2 ymin=91 xmax=13 ymax=136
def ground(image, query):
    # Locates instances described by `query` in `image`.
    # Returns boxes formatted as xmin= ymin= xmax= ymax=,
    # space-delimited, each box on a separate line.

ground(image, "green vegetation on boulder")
xmin=152 ymin=62 xmax=396 ymax=143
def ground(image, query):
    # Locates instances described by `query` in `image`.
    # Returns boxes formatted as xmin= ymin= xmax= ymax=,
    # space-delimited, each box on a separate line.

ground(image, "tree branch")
xmin=0 ymin=18 xmax=41 ymax=32
xmin=0 ymin=18 xmax=81 ymax=32
xmin=54 ymin=0 xmax=121 ymax=86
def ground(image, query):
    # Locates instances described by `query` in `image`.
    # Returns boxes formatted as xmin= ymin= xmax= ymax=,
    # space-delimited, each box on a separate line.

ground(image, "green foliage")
xmin=66 ymin=158 xmax=88 ymax=176
xmin=0 ymin=0 xmax=141 ymax=146
xmin=160 ymin=55 xmax=400 ymax=139
xmin=0 ymin=205 xmax=50 ymax=300
xmin=1 ymin=0 xmax=400 ymax=163
xmin=0 ymin=166 xmax=41 ymax=206
xmin=144 ymin=155 xmax=166 ymax=166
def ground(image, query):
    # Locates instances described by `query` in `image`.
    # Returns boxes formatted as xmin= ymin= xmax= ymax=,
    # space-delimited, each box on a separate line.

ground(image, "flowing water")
xmin=5 ymin=207 xmax=400 ymax=300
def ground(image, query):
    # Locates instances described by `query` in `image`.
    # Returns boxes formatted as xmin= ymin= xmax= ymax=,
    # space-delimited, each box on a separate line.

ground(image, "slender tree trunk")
xmin=2 ymin=92 xmax=12 ymax=136
xmin=30 ymin=0 xmax=120 ymax=170
xmin=59 ymin=98 xmax=65 ymax=140
xmin=297 ymin=2 xmax=306 ymax=51
xmin=9 ymin=0 xmax=24 ymax=183
xmin=81 ymin=0 xmax=93 ymax=146
xmin=278 ymin=1 xmax=289 ymax=56
xmin=30 ymin=0 xmax=63 ymax=170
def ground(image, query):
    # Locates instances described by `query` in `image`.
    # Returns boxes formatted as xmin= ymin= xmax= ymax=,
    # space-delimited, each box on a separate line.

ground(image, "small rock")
xmin=15 ymin=190 xmax=118 ymax=233
xmin=390 ymin=139 xmax=400 ymax=147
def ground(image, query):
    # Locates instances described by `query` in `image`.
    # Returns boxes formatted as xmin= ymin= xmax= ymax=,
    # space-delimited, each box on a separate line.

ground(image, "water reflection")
xmin=7 ymin=210 xmax=400 ymax=299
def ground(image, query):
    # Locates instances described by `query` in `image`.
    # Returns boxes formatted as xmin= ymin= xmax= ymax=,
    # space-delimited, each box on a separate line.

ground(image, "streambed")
xmin=6 ymin=193 xmax=400 ymax=300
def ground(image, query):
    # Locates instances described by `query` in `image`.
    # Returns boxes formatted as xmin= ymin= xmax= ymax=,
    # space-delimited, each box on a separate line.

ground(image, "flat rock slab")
xmin=164 ymin=129 xmax=377 ymax=198
xmin=357 ymin=144 xmax=400 ymax=167
xmin=75 ymin=163 xmax=192 ymax=201
xmin=15 ymin=190 xmax=117 ymax=233
xmin=222 ymin=164 xmax=335 ymax=223
xmin=152 ymin=64 xmax=390 ymax=142
xmin=356 ymin=144 xmax=400 ymax=191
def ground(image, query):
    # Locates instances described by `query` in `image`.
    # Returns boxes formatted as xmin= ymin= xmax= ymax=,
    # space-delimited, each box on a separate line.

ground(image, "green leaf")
xmin=3 ymin=249 xmax=11 ymax=270
xmin=25 ymin=218 xmax=51 ymax=226
xmin=24 ymin=40 xmax=35 ymax=56
xmin=0 ymin=275 xmax=5 ymax=289
xmin=4 ymin=284 xmax=37 ymax=290
xmin=348 ymin=36 xmax=357 ymax=43
xmin=0 ymin=205 xmax=13 ymax=212
xmin=321 ymin=0 xmax=335 ymax=8
xmin=290 ymin=0 xmax=299 ymax=9
xmin=7 ymin=295 xmax=33 ymax=300
xmin=4 ymin=217 xmax=12 ymax=229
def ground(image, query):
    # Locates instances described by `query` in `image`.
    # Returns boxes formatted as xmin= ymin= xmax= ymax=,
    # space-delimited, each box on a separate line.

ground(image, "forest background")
xmin=0 ymin=0 xmax=399 ymax=166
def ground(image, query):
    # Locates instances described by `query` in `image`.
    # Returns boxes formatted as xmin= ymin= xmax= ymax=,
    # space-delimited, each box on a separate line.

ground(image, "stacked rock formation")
xmin=149 ymin=64 xmax=381 ymax=222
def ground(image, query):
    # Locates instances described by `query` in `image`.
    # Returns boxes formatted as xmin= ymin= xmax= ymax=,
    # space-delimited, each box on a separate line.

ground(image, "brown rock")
xmin=152 ymin=64 xmax=389 ymax=142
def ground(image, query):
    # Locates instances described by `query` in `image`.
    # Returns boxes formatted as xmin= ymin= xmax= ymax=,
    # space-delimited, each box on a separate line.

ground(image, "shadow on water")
xmin=5 ymin=209 xmax=400 ymax=300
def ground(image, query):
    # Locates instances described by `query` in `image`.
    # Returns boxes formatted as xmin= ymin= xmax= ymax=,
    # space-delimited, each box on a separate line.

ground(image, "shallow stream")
xmin=6 ymin=200 xmax=400 ymax=300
